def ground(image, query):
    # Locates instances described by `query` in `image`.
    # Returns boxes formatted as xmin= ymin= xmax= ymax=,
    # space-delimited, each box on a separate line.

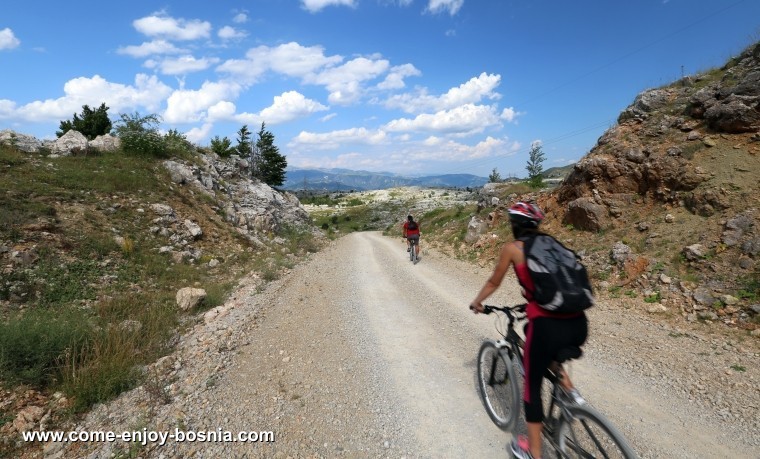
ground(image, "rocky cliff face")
xmin=556 ymin=42 xmax=760 ymax=229
xmin=536 ymin=42 xmax=760 ymax=328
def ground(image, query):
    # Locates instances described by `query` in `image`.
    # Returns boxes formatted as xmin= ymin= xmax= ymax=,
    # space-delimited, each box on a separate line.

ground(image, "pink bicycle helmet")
xmin=508 ymin=201 xmax=544 ymax=228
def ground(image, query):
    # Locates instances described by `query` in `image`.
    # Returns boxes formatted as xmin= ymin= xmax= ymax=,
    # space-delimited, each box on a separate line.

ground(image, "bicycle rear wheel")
xmin=476 ymin=340 xmax=520 ymax=431
xmin=554 ymin=404 xmax=637 ymax=459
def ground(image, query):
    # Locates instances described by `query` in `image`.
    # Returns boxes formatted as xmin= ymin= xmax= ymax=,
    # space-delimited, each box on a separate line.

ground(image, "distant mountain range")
xmin=282 ymin=168 xmax=490 ymax=191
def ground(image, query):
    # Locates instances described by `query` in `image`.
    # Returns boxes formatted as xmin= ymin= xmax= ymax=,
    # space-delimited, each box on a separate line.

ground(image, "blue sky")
xmin=1 ymin=0 xmax=758 ymax=178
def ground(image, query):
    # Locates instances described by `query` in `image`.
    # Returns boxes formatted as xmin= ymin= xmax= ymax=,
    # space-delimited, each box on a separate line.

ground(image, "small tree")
xmin=164 ymin=129 xmax=192 ymax=156
xmin=114 ymin=112 xmax=166 ymax=157
xmin=256 ymin=122 xmax=287 ymax=187
xmin=488 ymin=167 xmax=502 ymax=183
xmin=235 ymin=125 xmax=252 ymax=158
xmin=210 ymin=136 xmax=235 ymax=157
xmin=526 ymin=142 xmax=545 ymax=189
xmin=57 ymin=103 xmax=112 ymax=140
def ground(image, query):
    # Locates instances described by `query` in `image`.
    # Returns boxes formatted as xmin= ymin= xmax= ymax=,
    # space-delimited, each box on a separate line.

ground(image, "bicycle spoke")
xmin=555 ymin=405 xmax=636 ymax=459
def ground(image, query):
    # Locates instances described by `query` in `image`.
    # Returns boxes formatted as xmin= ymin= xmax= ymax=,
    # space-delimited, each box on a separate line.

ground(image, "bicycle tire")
xmin=476 ymin=340 xmax=520 ymax=431
xmin=553 ymin=404 xmax=637 ymax=459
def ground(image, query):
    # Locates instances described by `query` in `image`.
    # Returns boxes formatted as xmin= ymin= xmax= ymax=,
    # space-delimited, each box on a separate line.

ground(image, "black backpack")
xmin=518 ymin=234 xmax=594 ymax=314
xmin=407 ymin=220 xmax=418 ymax=231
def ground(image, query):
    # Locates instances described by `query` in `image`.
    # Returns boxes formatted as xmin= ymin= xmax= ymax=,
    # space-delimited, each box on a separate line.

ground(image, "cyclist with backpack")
xmin=469 ymin=202 xmax=591 ymax=459
xmin=402 ymin=214 xmax=420 ymax=259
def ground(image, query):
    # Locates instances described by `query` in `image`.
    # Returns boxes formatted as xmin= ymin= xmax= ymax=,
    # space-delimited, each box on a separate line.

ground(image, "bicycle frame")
xmin=482 ymin=305 xmax=586 ymax=458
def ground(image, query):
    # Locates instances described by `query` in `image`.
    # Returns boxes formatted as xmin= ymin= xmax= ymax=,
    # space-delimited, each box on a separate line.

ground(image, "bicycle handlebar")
xmin=481 ymin=304 xmax=527 ymax=315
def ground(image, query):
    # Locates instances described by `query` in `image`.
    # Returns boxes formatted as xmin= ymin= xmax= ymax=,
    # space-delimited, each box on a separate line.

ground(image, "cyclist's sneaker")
xmin=510 ymin=435 xmax=533 ymax=459
xmin=561 ymin=387 xmax=587 ymax=405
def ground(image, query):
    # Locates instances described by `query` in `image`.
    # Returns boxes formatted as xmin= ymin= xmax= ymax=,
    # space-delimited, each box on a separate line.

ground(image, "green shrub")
xmin=114 ymin=113 xmax=167 ymax=158
xmin=61 ymin=327 xmax=143 ymax=412
xmin=0 ymin=307 xmax=93 ymax=387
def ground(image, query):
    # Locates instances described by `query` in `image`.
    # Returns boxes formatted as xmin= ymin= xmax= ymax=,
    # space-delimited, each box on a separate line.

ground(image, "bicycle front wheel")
xmin=476 ymin=340 xmax=520 ymax=431
xmin=554 ymin=404 xmax=637 ymax=459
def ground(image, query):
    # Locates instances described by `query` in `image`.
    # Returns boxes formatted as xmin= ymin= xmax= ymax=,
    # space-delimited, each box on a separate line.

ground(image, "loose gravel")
xmin=51 ymin=232 xmax=758 ymax=459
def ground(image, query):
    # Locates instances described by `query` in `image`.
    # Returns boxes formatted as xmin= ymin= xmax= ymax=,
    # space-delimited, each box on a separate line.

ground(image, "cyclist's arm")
xmin=470 ymin=242 xmax=518 ymax=313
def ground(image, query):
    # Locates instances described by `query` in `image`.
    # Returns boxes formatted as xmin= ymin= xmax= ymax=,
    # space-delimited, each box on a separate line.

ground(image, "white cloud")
xmin=0 ymin=99 xmax=17 ymax=118
xmin=207 ymin=101 xmax=237 ymax=121
xmin=301 ymin=0 xmax=357 ymax=13
xmin=500 ymin=107 xmax=519 ymax=122
xmin=290 ymin=127 xmax=388 ymax=150
xmin=307 ymin=56 xmax=390 ymax=105
xmin=320 ymin=113 xmax=337 ymax=122
xmin=259 ymin=91 xmax=328 ymax=124
xmin=384 ymin=103 xmax=502 ymax=135
xmin=159 ymin=55 xmax=219 ymax=75
xmin=0 ymin=28 xmax=20 ymax=50
xmin=232 ymin=12 xmax=249 ymax=24
xmin=117 ymin=40 xmax=186 ymax=58
xmin=217 ymin=42 xmax=342 ymax=84
xmin=133 ymin=14 xmax=211 ymax=41
xmin=164 ymin=80 xmax=243 ymax=123
xmin=376 ymin=64 xmax=421 ymax=90
xmin=410 ymin=135 xmax=515 ymax=161
xmin=5 ymin=74 xmax=171 ymax=122
xmin=185 ymin=123 xmax=214 ymax=144
xmin=218 ymin=26 xmax=247 ymax=40
xmin=385 ymin=72 xmax=501 ymax=114
xmin=427 ymin=0 xmax=464 ymax=15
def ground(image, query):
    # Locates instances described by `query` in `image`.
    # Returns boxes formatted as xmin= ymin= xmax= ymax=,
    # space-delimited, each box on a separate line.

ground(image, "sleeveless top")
xmin=514 ymin=262 xmax=584 ymax=320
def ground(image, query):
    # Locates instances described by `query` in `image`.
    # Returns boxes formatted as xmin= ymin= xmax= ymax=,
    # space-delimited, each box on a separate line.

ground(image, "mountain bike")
xmin=408 ymin=236 xmax=419 ymax=263
xmin=475 ymin=304 xmax=637 ymax=459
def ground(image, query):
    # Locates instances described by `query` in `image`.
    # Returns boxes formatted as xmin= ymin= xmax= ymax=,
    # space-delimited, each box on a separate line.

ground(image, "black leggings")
xmin=523 ymin=315 xmax=588 ymax=423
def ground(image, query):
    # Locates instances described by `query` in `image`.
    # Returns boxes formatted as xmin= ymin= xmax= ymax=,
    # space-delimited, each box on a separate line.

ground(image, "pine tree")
xmin=256 ymin=122 xmax=287 ymax=187
xmin=488 ymin=167 xmax=502 ymax=183
xmin=235 ymin=125 xmax=252 ymax=158
xmin=57 ymin=103 xmax=112 ymax=140
xmin=526 ymin=142 xmax=545 ymax=188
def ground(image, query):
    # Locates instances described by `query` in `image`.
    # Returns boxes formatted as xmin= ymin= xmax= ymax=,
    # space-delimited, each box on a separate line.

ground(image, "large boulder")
xmin=52 ymin=130 xmax=88 ymax=156
xmin=0 ymin=130 xmax=43 ymax=153
xmin=564 ymin=197 xmax=609 ymax=232
xmin=89 ymin=134 xmax=121 ymax=152
xmin=176 ymin=287 xmax=206 ymax=311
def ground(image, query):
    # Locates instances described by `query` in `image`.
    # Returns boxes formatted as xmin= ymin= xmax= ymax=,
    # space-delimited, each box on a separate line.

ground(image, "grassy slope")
xmin=0 ymin=145 xmax=321 ymax=453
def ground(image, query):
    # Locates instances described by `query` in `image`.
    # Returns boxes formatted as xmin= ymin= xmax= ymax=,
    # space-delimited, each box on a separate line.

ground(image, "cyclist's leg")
xmin=522 ymin=319 xmax=554 ymax=458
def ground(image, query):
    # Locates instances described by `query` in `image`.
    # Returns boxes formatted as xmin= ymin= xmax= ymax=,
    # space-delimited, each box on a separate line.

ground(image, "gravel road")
xmin=58 ymin=231 xmax=759 ymax=459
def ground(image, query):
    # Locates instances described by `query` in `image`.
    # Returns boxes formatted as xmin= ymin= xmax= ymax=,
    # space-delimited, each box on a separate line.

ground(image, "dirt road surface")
xmin=63 ymin=231 xmax=759 ymax=458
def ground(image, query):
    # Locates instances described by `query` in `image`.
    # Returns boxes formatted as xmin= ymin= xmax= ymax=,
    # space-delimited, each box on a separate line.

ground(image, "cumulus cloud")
xmin=427 ymin=0 xmax=464 ymax=15
xmin=164 ymin=80 xmax=243 ymax=123
xmin=218 ymin=26 xmax=247 ymax=40
xmin=290 ymin=127 xmax=388 ymax=150
xmin=217 ymin=42 xmax=342 ymax=84
xmin=159 ymin=55 xmax=219 ymax=75
xmin=500 ymin=107 xmax=518 ymax=122
xmin=133 ymin=14 xmax=211 ymax=41
xmin=384 ymin=103 xmax=502 ymax=136
xmin=232 ymin=12 xmax=249 ymax=24
xmin=376 ymin=64 xmax=421 ymax=90
xmin=0 ymin=28 xmax=20 ymax=50
xmin=415 ymin=135 xmax=517 ymax=161
xmin=117 ymin=40 xmax=186 ymax=58
xmin=301 ymin=0 xmax=357 ymax=13
xmin=184 ymin=123 xmax=215 ymax=144
xmin=307 ymin=56 xmax=390 ymax=105
xmin=3 ymin=74 xmax=171 ymax=122
xmin=258 ymin=91 xmax=328 ymax=124
xmin=385 ymin=72 xmax=501 ymax=113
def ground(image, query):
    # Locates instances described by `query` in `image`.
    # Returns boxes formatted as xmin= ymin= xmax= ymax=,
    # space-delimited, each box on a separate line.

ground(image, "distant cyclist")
xmin=402 ymin=215 xmax=420 ymax=258
xmin=469 ymin=202 xmax=588 ymax=459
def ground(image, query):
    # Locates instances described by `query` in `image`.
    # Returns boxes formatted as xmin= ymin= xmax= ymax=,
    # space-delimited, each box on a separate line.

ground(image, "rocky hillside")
xmin=0 ymin=136 xmax=323 ymax=456
xmin=462 ymin=42 xmax=760 ymax=333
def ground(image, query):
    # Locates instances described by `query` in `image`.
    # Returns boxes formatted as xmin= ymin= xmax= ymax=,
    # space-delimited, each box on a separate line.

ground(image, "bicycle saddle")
xmin=555 ymin=346 xmax=582 ymax=363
